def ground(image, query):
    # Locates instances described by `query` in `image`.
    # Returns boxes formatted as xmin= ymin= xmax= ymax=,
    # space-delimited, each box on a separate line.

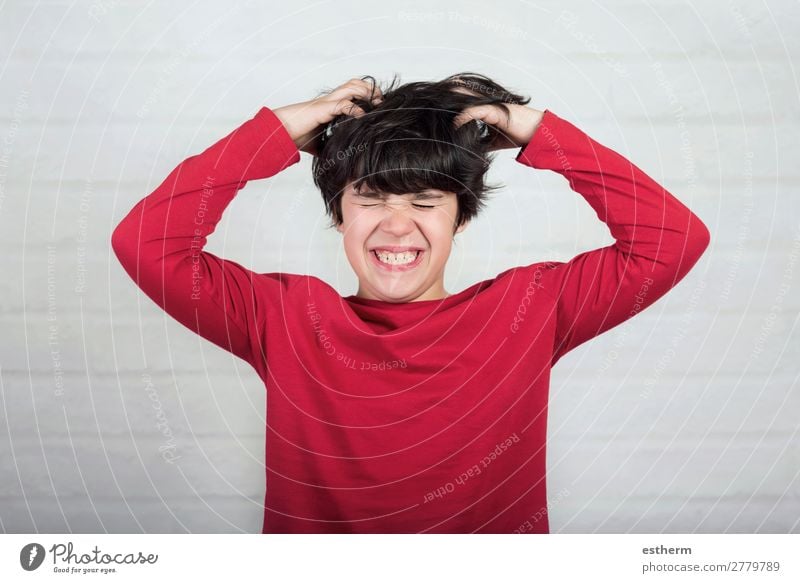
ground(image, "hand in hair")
xmin=310 ymin=72 xmax=538 ymax=229
xmin=273 ymin=77 xmax=383 ymax=156
xmin=452 ymin=100 xmax=545 ymax=152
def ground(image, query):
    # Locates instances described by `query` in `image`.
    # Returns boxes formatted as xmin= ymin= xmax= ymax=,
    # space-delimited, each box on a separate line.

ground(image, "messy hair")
xmin=310 ymin=72 xmax=531 ymax=231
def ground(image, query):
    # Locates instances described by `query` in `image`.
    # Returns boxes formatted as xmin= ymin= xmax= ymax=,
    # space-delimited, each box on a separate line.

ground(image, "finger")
xmin=318 ymin=81 xmax=380 ymax=123
xmin=327 ymin=83 xmax=367 ymax=104
xmin=355 ymin=77 xmax=383 ymax=102
xmin=366 ymin=81 xmax=383 ymax=103
xmin=329 ymin=89 xmax=374 ymax=112
xmin=333 ymin=99 xmax=367 ymax=118
xmin=341 ymin=78 xmax=383 ymax=104
xmin=459 ymin=106 xmax=509 ymax=131
xmin=453 ymin=106 xmax=484 ymax=128
xmin=452 ymin=113 xmax=470 ymax=128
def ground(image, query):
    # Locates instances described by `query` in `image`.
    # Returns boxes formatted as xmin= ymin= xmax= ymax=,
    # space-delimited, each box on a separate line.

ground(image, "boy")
xmin=111 ymin=73 xmax=710 ymax=533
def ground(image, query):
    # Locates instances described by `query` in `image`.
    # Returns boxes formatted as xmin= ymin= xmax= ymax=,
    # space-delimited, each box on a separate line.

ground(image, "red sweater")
xmin=111 ymin=106 xmax=710 ymax=533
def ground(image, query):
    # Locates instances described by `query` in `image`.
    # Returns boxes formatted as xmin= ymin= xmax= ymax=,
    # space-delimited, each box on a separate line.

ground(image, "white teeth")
xmin=374 ymin=250 xmax=420 ymax=265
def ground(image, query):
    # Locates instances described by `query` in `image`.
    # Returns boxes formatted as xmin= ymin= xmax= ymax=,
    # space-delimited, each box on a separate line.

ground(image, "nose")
xmin=379 ymin=202 xmax=416 ymax=236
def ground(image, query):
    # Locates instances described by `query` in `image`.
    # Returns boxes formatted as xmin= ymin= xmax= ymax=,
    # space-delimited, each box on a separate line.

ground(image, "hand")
xmin=273 ymin=78 xmax=383 ymax=156
xmin=453 ymin=102 xmax=545 ymax=152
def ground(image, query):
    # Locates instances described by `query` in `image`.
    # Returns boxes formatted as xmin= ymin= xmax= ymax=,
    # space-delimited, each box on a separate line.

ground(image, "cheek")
xmin=427 ymin=210 xmax=457 ymax=246
xmin=434 ymin=204 xmax=458 ymax=228
xmin=346 ymin=208 xmax=379 ymax=232
xmin=340 ymin=210 xmax=371 ymax=241
xmin=343 ymin=230 xmax=374 ymax=266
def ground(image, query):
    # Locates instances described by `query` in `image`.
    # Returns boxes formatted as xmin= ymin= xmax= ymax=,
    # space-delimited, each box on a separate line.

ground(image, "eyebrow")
xmin=352 ymin=190 xmax=446 ymax=200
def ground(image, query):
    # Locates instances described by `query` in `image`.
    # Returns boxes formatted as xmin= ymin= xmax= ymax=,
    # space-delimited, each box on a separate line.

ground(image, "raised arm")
xmin=111 ymin=78 xmax=385 ymax=365
xmin=110 ymin=107 xmax=301 ymax=365
xmin=514 ymin=110 xmax=710 ymax=365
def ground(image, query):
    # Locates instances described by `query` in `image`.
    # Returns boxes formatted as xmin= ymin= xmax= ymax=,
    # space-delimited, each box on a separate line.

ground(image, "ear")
xmin=454 ymin=220 xmax=470 ymax=235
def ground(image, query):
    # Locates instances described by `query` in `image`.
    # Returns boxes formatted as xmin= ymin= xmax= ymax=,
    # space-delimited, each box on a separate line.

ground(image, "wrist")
xmin=517 ymin=107 xmax=545 ymax=147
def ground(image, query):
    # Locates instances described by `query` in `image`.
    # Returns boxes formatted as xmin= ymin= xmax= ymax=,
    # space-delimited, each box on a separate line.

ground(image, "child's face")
xmin=337 ymin=182 xmax=469 ymax=302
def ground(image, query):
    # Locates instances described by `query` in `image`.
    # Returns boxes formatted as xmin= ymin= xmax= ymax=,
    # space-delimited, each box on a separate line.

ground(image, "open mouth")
xmin=370 ymin=249 xmax=424 ymax=271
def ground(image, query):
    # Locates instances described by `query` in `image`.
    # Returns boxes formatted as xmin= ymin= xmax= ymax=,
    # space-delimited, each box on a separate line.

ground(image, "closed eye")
xmin=357 ymin=203 xmax=436 ymax=209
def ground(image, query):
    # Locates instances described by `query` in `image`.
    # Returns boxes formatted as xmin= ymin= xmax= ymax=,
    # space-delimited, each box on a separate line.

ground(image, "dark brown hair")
xmin=311 ymin=72 xmax=531 ymax=231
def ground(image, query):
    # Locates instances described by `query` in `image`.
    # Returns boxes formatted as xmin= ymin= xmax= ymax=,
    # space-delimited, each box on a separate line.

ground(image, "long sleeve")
xmin=111 ymin=107 xmax=301 ymax=365
xmin=514 ymin=110 xmax=710 ymax=366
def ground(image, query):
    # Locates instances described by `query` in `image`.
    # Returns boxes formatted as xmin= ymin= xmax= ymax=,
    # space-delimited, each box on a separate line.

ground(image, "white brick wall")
xmin=1 ymin=0 xmax=798 ymax=533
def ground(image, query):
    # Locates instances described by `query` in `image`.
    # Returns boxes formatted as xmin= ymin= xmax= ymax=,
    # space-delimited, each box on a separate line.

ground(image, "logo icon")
xmin=20 ymin=543 xmax=46 ymax=571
